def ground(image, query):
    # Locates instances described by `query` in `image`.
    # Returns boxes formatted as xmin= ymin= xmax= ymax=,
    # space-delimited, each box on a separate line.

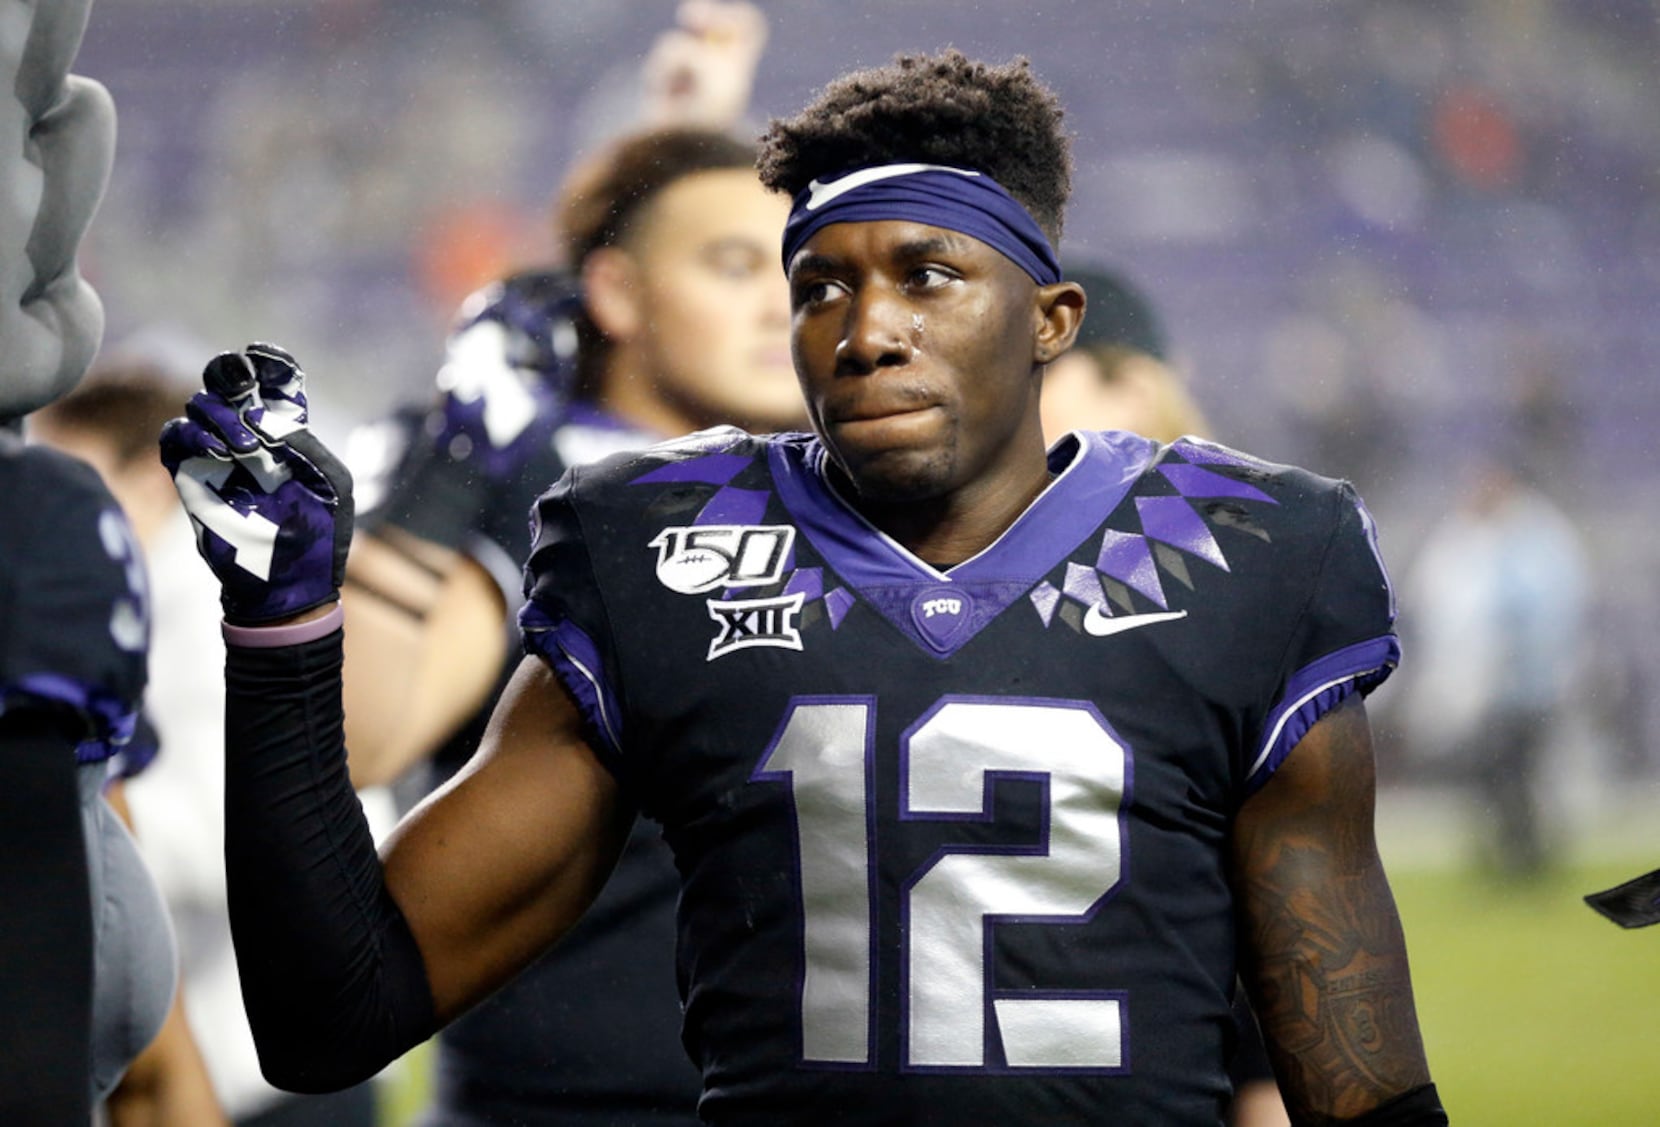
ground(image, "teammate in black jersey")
xmin=0 ymin=1 xmax=183 ymax=1120
xmin=164 ymin=49 xmax=1446 ymax=1126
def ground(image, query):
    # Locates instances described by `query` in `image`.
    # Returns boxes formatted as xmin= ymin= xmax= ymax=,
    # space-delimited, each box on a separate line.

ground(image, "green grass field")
xmin=379 ymin=835 xmax=1660 ymax=1125
xmin=1391 ymin=859 xmax=1660 ymax=1126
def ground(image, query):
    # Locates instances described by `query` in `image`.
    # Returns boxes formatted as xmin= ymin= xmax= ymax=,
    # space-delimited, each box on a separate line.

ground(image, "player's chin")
xmin=834 ymin=444 xmax=955 ymax=505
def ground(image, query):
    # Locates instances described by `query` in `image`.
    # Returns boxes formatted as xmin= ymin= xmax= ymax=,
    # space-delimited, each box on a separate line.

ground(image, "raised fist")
xmin=159 ymin=344 xmax=353 ymax=624
xmin=640 ymin=0 xmax=768 ymax=130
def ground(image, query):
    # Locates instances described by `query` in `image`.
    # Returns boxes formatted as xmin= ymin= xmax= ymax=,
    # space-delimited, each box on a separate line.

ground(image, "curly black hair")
xmin=757 ymin=50 xmax=1072 ymax=242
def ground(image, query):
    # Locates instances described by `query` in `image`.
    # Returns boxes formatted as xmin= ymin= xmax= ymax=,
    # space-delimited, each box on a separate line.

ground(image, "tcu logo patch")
xmin=910 ymin=584 xmax=974 ymax=654
xmin=919 ymin=595 xmax=962 ymax=619
xmin=650 ymin=525 xmax=795 ymax=594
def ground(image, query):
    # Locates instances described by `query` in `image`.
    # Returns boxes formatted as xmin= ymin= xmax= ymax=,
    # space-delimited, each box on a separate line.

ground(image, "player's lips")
xmin=823 ymin=380 xmax=940 ymax=422
xmin=826 ymin=398 xmax=942 ymax=428
xmin=835 ymin=400 xmax=934 ymax=422
xmin=824 ymin=403 xmax=944 ymax=451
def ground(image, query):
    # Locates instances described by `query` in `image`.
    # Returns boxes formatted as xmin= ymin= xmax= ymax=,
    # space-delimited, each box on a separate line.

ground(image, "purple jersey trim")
xmin=1135 ymin=496 xmax=1227 ymax=571
xmin=4 ymin=672 xmax=140 ymax=764
xmin=1157 ymin=463 xmax=1278 ymax=505
xmin=1246 ymin=635 xmax=1401 ymax=792
xmin=695 ymin=487 xmax=771 ymax=527
xmin=769 ymin=431 xmax=1158 ymax=657
xmin=631 ymin=450 xmax=749 ymax=486
xmin=519 ymin=602 xmax=624 ymax=764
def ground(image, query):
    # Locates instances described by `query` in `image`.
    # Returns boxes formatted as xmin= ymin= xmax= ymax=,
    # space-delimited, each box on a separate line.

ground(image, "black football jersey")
xmin=520 ymin=427 xmax=1398 ymax=1126
xmin=0 ymin=434 xmax=149 ymax=762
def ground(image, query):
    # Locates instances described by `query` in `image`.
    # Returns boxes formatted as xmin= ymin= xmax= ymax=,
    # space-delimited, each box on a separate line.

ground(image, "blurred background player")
xmin=1041 ymin=263 xmax=1287 ymax=1127
xmin=28 ymin=356 xmax=230 ymax=1127
xmin=0 ymin=0 xmax=181 ymax=1119
xmin=337 ymin=5 xmax=804 ymax=1122
xmin=1040 ymin=264 xmax=1212 ymax=446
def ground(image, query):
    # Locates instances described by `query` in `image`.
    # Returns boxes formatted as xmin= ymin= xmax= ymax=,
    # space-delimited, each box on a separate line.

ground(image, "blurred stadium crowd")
xmin=76 ymin=0 xmax=1660 ymax=841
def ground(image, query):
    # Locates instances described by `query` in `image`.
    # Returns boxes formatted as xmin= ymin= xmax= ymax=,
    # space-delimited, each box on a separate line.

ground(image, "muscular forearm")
xmin=1234 ymin=698 xmax=1438 ymax=1125
xmin=223 ymin=629 xmax=436 ymax=1092
xmin=1237 ymin=837 xmax=1432 ymax=1122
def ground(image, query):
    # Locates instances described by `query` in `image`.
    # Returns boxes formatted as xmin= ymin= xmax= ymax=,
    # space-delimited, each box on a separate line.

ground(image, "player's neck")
xmin=592 ymin=356 xmax=696 ymax=441
xmin=831 ymin=454 xmax=1054 ymax=569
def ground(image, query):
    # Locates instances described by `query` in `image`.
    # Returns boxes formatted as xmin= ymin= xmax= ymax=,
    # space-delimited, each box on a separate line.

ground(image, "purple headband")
xmin=781 ymin=164 xmax=1062 ymax=285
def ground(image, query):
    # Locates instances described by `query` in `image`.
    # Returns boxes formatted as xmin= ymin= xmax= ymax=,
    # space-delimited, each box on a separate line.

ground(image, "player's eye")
xmin=792 ymin=277 xmax=847 ymax=308
xmin=906 ymin=265 xmax=957 ymax=291
xmin=703 ymin=243 xmax=766 ymax=280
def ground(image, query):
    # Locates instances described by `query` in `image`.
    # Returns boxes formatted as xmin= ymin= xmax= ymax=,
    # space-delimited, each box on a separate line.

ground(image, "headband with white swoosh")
xmin=782 ymin=163 xmax=1060 ymax=285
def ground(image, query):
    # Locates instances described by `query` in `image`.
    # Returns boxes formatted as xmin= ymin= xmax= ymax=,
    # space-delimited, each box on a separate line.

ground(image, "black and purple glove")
xmin=366 ymin=270 xmax=581 ymax=550
xmin=159 ymin=343 xmax=353 ymax=625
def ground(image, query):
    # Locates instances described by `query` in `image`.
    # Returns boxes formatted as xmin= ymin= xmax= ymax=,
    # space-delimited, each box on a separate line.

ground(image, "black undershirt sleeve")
xmin=0 ymin=711 xmax=93 ymax=1126
xmin=223 ymin=629 xmax=437 ymax=1093
xmin=1334 ymin=1082 xmax=1448 ymax=1126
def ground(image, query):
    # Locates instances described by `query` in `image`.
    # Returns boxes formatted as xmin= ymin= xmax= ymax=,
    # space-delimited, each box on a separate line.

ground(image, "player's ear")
xmin=580 ymin=247 xmax=644 ymax=342
xmin=1032 ymin=280 xmax=1086 ymax=365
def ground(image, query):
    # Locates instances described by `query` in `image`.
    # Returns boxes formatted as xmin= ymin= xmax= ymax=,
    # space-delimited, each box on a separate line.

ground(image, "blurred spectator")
xmin=1398 ymin=459 xmax=1591 ymax=878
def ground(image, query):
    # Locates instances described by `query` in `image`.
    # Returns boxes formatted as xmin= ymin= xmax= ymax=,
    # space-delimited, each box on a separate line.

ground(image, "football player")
xmin=336 ymin=8 xmax=794 ymax=1121
xmin=163 ymin=49 xmax=1446 ymax=1126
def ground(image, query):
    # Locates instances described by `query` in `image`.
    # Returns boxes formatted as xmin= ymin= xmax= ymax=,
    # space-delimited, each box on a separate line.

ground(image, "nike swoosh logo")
xmin=804 ymin=163 xmax=979 ymax=210
xmin=1081 ymin=606 xmax=1189 ymax=637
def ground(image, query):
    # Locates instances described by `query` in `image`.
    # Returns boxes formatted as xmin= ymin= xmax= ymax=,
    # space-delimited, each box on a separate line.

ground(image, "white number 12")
xmin=752 ymin=697 xmax=1130 ymax=1072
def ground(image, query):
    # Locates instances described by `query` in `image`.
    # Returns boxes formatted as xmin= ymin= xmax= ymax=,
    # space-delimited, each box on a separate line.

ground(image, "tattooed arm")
xmin=1232 ymin=694 xmax=1443 ymax=1125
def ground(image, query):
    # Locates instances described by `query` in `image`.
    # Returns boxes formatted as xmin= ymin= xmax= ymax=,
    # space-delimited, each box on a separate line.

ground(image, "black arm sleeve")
xmin=1334 ymin=1083 xmax=1448 ymax=1126
xmin=223 ymin=630 xmax=437 ymax=1093
xmin=0 ymin=712 xmax=92 ymax=1126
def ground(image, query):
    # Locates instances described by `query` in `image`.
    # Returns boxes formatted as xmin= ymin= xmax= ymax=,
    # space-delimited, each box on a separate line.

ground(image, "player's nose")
xmin=834 ymin=287 xmax=913 ymax=376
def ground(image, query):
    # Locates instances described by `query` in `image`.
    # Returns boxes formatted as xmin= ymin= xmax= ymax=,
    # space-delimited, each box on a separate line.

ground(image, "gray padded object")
xmin=0 ymin=0 xmax=116 ymax=419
